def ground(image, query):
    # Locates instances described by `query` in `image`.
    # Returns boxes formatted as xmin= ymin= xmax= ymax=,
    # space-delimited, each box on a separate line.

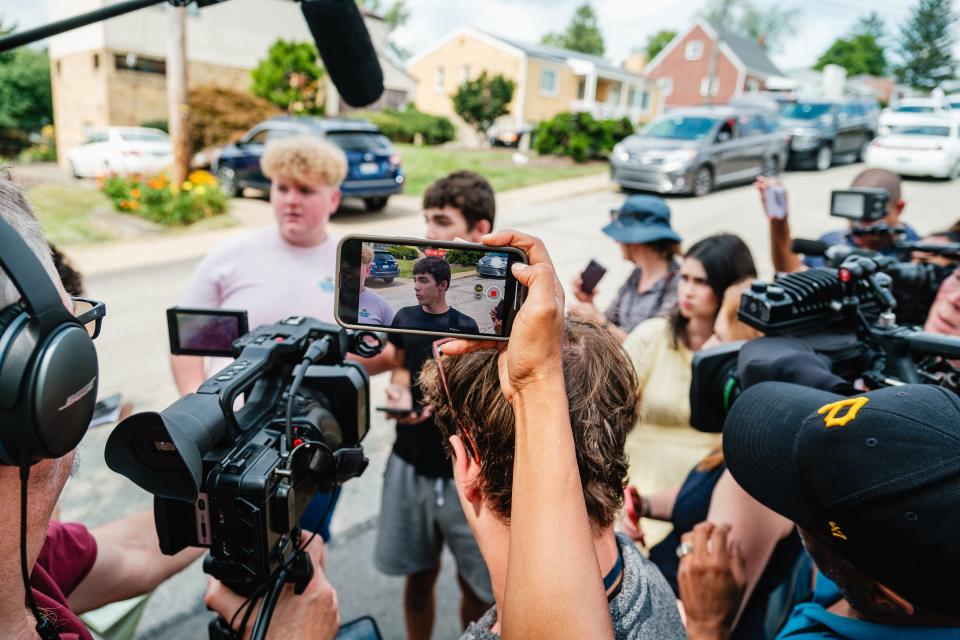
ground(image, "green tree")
xmin=815 ymin=34 xmax=887 ymax=76
xmin=645 ymin=29 xmax=677 ymax=61
xmin=251 ymin=39 xmax=326 ymax=115
xmin=701 ymin=0 xmax=800 ymax=52
xmin=452 ymin=72 xmax=515 ymax=136
xmin=854 ymin=11 xmax=887 ymax=41
xmin=894 ymin=0 xmax=957 ymax=91
xmin=541 ymin=2 xmax=605 ymax=56
xmin=0 ymin=47 xmax=53 ymax=132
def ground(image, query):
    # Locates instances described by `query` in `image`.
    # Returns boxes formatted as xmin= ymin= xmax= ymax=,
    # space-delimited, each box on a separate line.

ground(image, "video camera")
xmin=830 ymin=187 xmax=890 ymax=223
xmin=105 ymin=311 xmax=383 ymax=636
xmin=691 ymin=249 xmax=960 ymax=433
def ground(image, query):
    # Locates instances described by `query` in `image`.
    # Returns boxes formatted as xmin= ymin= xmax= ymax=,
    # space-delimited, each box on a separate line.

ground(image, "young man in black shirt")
xmin=376 ymin=172 xmax=496 ymax=640
xmin=391 ymin=256 xmax=480 ymax=335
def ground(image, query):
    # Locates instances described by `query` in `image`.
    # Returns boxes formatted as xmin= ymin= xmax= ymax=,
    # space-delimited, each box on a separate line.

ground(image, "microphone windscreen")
xmin=301 ymin=0 xmax=384 ymax=107
xmin=791 ymin=238 xmax=829 ymax=257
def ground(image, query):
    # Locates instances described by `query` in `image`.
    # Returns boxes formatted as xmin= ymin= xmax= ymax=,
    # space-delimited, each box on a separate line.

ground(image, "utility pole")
xmin=704 ymin=0 xmax=732 ymax=107
xmin=167 ymin=4 xmax=190 ymax=185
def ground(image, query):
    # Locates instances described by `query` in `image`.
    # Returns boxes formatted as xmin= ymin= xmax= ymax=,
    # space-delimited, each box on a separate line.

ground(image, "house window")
xmin=434 ymin=66 xmax=444 ymax=93
xmin=700 ymin=76 xmax=719 ymax=96
xmin=640 ymin=90 xmax=650 ymax=110
xmin=658 ymin=77 xmax=673 ymax=97
xmin=93 ymin=53 xmax=99 ymax=69
xmin=627 ymin=86 xmax=636 ymax=107
xmin=460 ymin=64 xmax=469 ymax=84
xmin=685 ymin=40 xmax=704 ymax=61
xmin=577 ymin=78 xmax=586 ymax=100
xmin=540 ymin=68 xmax=558 ymax=97
xmin=55 ymin=60 xmax=61 ymax=76
xmin=114 ymin=53 xmax=166 ymax=75
xmin=746 ymin=78 xmax=760 ymax=93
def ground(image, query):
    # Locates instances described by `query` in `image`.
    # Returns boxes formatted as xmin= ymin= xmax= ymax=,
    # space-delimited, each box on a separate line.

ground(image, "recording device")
xmin=336 ymin=235 xmax=528 ymax=341
xmin=830 ymin=187 xmax=890 ymax=222
xmin=167 ymin=307 xmax=249 ymax=357
xmin=105 ymin=313 xmax=383 ymax=638
xmin=579 ymin=259 xmax=607 ymax=295
xmin=690 ymin=251 xmax=960 ymax=433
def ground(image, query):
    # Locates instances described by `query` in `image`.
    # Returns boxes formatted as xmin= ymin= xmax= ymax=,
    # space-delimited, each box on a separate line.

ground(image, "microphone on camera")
xmin=301 ymin=0 xmax=384 ymax=107
xmin=791 ymin=238 xmax=830 ymax=257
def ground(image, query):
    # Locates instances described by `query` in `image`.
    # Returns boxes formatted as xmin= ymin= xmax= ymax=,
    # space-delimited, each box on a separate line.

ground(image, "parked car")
xmin=477 ymin=252 xmax=508 ymax=277
xmin=727 ymin=92 xmax=793 ymax=115
xmin=879 ymin=98 xmax=951 ymax=134
xmin=865 ymin=113 xmax=960 ymax=180
xmin=68 ymin=127 xmax=172 ymax=178
xmin=214 ymin=116 xmax=404 ymax=211
xmin=779 ymin=99 xmax=876 ymax=170
xmin=368 ymin=250 xmax=400 ymax=283
xmin=609 ymin=107 xmax=787 ymax=197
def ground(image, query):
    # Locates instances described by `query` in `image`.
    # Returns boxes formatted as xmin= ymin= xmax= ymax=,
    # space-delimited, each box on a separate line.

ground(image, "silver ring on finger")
xmin=676 ymin=542 xmax=694 ymax=559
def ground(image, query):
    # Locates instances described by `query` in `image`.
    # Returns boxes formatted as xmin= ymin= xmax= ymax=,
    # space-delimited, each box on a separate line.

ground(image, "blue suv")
xmin=368 ymin=250 xmax=400 ymax=283
xmin=213 ymin=116 xmax=404 ymax=211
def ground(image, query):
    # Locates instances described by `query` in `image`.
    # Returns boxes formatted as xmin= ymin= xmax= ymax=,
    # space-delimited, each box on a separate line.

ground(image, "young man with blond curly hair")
xmin=170 ymin=135 xmax=351 ymax=538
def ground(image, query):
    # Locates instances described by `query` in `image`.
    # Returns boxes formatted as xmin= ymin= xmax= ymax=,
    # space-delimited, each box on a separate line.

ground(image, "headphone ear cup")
xmin=0 ymin=304 xmax=24 ymax=337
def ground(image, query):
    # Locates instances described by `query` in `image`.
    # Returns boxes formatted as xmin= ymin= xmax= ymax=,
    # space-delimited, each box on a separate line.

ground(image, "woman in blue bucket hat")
xmin=570 ymin=194 xmax=681 ymax=343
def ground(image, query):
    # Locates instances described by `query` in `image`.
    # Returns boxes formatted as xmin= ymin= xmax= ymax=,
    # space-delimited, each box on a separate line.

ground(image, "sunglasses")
xmin=72 ymin=297 xmax=106 ymax=339
xmin=432 ymin=339 xmax=481 ymax=463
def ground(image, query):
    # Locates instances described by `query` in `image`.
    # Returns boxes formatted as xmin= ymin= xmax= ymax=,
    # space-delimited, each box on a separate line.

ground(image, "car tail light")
xmin=389 ymin=152 xmax=401 ymax=167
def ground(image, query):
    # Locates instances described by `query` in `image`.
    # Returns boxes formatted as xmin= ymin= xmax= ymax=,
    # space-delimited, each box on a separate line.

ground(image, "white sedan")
xmin=68 ymin=127 xmax=173 ymax=178
xmin=865 ymin=114 xmax=960 ymax=180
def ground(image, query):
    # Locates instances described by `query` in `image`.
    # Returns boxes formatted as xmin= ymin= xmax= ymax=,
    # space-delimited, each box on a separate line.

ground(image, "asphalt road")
xmin=60 ymin=162 xmax=957 ymax=639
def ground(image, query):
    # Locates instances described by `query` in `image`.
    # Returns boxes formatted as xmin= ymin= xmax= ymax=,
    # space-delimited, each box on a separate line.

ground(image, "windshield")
xmin=327 ymin=132 xmax=390 ymax=152
xmin=889 ymin=125 xmax=952 ymax=137
xmin=641 ymin=116 xmax=718 ymax=140
xmin=119 ymin=130 xmax=169 ymax=142
xmin=949 ymin=102 xmax=960 ymax=110
xmin=895 ymin=105 xmax=935 ymax=113
xmin=779 ymin=103 xmax=833 ymax=120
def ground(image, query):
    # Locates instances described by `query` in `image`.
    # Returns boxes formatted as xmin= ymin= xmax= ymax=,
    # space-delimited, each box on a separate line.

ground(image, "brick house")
xmin=644 ymin=19 xmax=785 ymax=108
xmin=46 ymin=0 xmax=415 ymax=167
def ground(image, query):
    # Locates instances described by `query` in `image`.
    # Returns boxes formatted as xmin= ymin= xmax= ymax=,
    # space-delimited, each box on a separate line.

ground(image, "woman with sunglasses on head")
xmin=623 ymin=234 xmax=757 ymax=517
xmin=569 ymin=195 xmax=681 ymax=343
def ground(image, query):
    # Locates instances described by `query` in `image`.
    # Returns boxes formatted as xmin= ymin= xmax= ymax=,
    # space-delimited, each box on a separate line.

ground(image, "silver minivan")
xmin=610 ymin=107 xmax=788 ymax=197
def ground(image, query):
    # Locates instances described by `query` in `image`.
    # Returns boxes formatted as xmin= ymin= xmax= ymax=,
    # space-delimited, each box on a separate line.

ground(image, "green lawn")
xmin=396 ymin=144 xmax=605 ymax=196
xmin=27 ymin=185 xmax=117 ymax=246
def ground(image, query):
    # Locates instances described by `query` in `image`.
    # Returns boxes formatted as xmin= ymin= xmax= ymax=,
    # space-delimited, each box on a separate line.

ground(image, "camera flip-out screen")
xmin=167 ymin=307 xmax=249 ymax=357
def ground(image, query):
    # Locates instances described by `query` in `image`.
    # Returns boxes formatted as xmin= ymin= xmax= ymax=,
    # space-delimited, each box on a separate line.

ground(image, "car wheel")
xmin=761 ymin=155 xmax=780 ymax=177
xmin=856 ymin=136 xmax=872 ymax=162
xmin=691 ymin=166 xmax=714 ymax=197
xmin=216 ymin=164 xmax=241 ymax=197
xmin=364 ymin=196 xmax=389 ymax=212
xmin=815 ymin=145 xmax=833 ymax=171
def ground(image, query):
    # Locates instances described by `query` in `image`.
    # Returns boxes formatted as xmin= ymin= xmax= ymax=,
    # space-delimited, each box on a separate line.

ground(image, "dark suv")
xmin=780 ymin=99 xmax=878 ymax=171
xmin=368 ymin=250 xmax=400 ymax=283
xmin=213 ymin=116 xmax=404 ymax=211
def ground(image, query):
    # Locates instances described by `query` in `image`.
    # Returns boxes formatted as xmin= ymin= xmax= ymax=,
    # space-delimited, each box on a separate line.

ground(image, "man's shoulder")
xmin=449 ymin=307 xmax=479 ymax=330
xmin=817 ymin=230 xmax=849 ymax=246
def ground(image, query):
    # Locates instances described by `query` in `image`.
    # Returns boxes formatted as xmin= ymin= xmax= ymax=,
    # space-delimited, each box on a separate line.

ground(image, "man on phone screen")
xmin=391 ymin=257 xmax=479 ymax=334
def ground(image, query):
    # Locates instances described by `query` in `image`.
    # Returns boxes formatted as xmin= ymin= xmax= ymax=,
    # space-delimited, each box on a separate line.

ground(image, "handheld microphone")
xmin=300 ymin=0 xmax=384 ymax=107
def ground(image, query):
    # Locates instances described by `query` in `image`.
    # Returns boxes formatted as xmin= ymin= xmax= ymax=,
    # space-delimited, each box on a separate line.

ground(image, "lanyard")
xmin=603 ymin=547 xmax=624 ymax=592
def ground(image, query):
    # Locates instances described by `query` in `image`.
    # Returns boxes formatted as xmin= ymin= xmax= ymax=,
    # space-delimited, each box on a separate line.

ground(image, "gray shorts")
xmin=374 ymin=452 xmax=493 ymax=603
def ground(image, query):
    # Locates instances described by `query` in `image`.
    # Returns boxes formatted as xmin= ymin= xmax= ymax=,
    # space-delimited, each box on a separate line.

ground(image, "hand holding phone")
xmin=757 ymin=177 xmax=788 ymax=220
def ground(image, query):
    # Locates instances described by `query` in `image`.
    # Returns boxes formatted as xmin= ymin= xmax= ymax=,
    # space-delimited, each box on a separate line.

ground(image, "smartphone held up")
xmin=335 ymin=235 xmax=528 ymax=341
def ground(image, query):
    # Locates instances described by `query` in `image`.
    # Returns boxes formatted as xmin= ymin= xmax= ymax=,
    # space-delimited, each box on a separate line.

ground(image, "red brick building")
xmin=645 ymin=19 xmax=785 ymax=108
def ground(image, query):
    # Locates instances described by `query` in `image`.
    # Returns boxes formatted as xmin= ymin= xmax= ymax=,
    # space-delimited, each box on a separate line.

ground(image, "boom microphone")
xmin=791 ymin=238 xmax=829 ymax=257
xmin=301 ymin=0 xmax=384 ymax=107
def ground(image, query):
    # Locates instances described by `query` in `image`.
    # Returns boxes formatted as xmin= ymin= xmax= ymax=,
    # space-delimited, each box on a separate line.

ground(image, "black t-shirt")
xmin=389 ymin=306 xmax=480 ymax=478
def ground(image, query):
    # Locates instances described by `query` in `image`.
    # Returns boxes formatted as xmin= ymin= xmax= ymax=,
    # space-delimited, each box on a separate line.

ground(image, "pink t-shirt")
xmin=181 ymin=226 xmax=338 ymax=371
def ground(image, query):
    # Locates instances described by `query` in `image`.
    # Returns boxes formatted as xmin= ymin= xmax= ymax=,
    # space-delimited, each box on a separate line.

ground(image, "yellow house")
xmin=407 ymin=27 xmax=660 ymax=136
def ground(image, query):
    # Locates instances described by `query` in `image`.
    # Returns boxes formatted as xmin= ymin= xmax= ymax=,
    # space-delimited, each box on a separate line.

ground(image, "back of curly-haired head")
xmin=260 ymin=135 xmax=347 ymax=187
xmin=420 ymin=320 xmax=639 ymax=529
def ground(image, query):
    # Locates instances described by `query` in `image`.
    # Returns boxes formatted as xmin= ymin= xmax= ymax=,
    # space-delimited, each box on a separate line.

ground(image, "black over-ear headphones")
xmin=0 ymin=216 xmax=99 ymax=465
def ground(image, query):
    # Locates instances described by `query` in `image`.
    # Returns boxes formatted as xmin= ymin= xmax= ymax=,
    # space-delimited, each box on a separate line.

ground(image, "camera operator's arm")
xmin=755 ymin=177 xmax=805 ymax=274
xmin=205 ymin=533 xmax=339 ymax=640
xmin=67 ymin=510 xmax=205 ymax=614
xmin=171 ymin=355 xmax=207 ymax=396
xmin=443 ymin=230 xmax=614 ymax=640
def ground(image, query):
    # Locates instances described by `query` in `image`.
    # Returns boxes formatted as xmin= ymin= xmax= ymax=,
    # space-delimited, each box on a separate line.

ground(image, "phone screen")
xmin=336 ymin=235 xmax=526 ymax=341
xmin=167 ymin=307 xmax=249 ymax=357
xmin=764 ymin=186 xmax=787 ymax=220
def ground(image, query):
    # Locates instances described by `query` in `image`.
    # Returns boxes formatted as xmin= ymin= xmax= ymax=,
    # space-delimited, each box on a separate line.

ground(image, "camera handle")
xmin=208 ymin=550 xmax=315 ymax=640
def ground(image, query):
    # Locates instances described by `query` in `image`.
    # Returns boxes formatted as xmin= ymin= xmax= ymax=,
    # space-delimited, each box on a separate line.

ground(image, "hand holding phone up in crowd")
xmin=755 ymin=176 xmax=788 ymax=221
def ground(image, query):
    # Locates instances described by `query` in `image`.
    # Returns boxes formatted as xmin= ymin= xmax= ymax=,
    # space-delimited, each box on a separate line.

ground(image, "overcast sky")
xmin=4 ymin=0 xmax=958 ymax=73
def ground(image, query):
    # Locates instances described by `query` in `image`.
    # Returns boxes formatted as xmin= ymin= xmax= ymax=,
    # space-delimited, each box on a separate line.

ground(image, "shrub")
xmin=140 ymin=119 xmax=168 ymax=133
xmin=17 ymin=124 xmax=56 ymax=163
xmin=445 ymin=249 xmax=484 ymax=266
xmin=188 ymin=86 xmax=280 ymax=156
xmin=353 ymin=106 xmax=454 ymax=145
xmin=99 ymin=170 xmax=227 ymax=225
xmin=533 ymin=112 xmax=634 ymax=162
xmin=452 ymin=72 xmax=516 ymax=136
xmin=387 ymin=245 xmax=418 ymax=260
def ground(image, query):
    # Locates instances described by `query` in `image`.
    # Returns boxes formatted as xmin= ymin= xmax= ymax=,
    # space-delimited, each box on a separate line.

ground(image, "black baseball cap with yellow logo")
xmin=723 ymin=382 xmax=960 ymax=616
